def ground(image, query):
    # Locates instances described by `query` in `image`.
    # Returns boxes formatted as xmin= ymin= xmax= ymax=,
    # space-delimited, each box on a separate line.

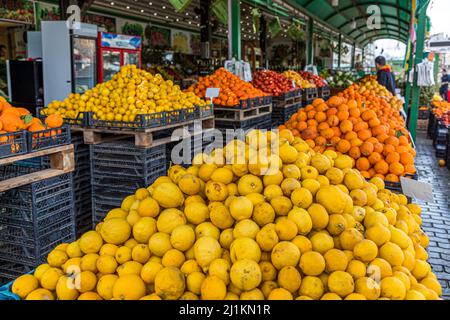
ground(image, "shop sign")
xmin=0 ymin=0 xmax=34 ymax=24
xmin=100 ymin=32 xmax=141 ymax=50
xmin=84 ymin=13 xmax=116 ymax=32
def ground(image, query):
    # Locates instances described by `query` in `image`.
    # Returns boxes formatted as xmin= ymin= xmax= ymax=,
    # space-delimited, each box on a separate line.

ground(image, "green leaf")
xmin=168 ymin=0 xmax=193 ymax=13
xmin=22 ymin=114 xmax=34 ymax=125
xmin=268 ymin=17 xmax=282 ymax=38
xmin=212 ymin=0 xmax=228 ymax=25
xmin=396 ymin=130 xmax=405 ymax=138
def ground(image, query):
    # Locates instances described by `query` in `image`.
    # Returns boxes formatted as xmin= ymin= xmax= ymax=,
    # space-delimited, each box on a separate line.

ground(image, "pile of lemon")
xmin=11 ymin=129 xmax=442 ymax=300
xmin=283 ymin=71 xmax=316 ymax=89
xmin=41 ymin=65 xmax=207 ymax=123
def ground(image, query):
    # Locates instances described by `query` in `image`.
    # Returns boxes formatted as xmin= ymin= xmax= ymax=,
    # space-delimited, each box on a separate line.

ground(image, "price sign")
xmin=400 ymin=177 xmax=433 ymax=202
xmin=206 ymin=88 xmax=220 ymax=104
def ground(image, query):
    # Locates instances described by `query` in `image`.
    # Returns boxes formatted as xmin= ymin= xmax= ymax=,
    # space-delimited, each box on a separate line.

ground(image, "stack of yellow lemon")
xmin=283 ymin=71 xmax=316 ymax=89
xmin=11 ymin=129 xmax=441 ymax=300
xmin=41 ymin=65 xmax=207 ymax=123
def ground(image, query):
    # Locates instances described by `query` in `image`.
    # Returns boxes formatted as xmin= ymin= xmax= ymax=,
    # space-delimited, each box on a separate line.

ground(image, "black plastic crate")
xmin=215 ymin=96 xmax=271 ymax=110
xmin=0 ymin=131 xmax=27 ymax=159
xmin=302 ymin=88 xmax=319 ymax=101
xmin=0 ymin=260 xmax=35 ymax=285
xmin=427 ymin=113 xmax=437 ymax=139
xmin=167 ymin=134 xmax=214 ymax=167
xmin=215 ymin=113 xmax=272 ymax=131
xmin=27 ymin=125 xmax=71 ymax=153
xmin=318 ymin=86 xmax=331 ymax=99
xmin=272 ymin=102 xmax=302 ymax=127
xmin=92 ymin=190 xmax=126 ymax=224
xmin=435 ymin=144 xmax=447 ymax=159
xmin=0 ymin=220 xmax=74 ymax=266
xmin=418 ymin=109 xmax=430 ymax=120
xmin=384 ymin=173 xmax=419 ymax=193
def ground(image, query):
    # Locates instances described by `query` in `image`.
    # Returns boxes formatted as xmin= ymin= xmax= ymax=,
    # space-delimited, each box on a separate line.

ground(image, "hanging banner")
xmin=169 ymin=0 xmax=193 ymax=13
xmin=212 ymin=0 xmax=228 ymax=25
xmin=268 ymin=17 xmax=282 ymax=38
xmin=251 ymin=8 xmax=261 ymax=34
xmin=172 ymin=30 xmax=191 ymax=54
xmin=0 ymin=0 xmax=34 ymax=24
xmin=287 ymin=22 xmax=305 ymax=42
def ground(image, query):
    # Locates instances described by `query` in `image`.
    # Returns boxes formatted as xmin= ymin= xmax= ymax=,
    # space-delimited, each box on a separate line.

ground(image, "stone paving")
xmin=414 ymin=132 xmax=450 ymax=300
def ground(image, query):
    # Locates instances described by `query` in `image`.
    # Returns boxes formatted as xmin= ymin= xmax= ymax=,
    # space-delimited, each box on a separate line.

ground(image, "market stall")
xmin=0 ymin=0 xmax=447 ymax=304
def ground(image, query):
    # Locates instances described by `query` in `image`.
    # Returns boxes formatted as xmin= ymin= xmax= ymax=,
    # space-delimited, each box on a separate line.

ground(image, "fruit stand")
xmin=0 ymin=0 xmax=448 ymax=304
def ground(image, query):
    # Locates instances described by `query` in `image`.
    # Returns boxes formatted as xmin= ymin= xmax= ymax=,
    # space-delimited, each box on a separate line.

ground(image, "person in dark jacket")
xmin=375 ymin=56 xmax=396 ymax=96
xmin=440 ymin=69 xmax=449 ymax=101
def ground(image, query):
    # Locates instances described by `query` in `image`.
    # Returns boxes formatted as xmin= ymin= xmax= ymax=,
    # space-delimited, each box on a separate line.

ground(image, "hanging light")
xmin=351 ymin=19 xmax=357 ymax=29
xmin=331 ymin=0 xmax=339 ymax=6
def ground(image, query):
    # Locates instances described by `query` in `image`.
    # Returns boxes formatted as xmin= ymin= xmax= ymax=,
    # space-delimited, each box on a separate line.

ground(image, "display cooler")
xmin=97 ymin=32 xmax=142 ymax=82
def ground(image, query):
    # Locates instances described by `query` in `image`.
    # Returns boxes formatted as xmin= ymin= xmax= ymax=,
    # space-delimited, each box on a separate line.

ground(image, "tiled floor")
xmin=414 ymin=132 xmax=450 ymax=299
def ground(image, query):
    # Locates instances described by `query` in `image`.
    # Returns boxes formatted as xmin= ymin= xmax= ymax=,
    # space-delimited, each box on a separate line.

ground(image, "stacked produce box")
xmin=428 ymin=100 xmax=450 ymax=159
xmin=251 ymin=70 xmax=302 ymax=127
xmin=90 ymin=141 xmax=166 ymax=224
xmin=187 ymin=68 xmax=273 ymax=133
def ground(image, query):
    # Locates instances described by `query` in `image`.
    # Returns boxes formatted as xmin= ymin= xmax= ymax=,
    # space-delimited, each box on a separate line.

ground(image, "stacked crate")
xmin=271 ymin=90 xmax=302 ymax=127
xmin=90 ymin=141 xmax=166 ymax=224
xmin=433 ymin=121 xmax=448 ymax=159
xmin=0 ymin=166 xmax=75 ymax=284
xmin=166 ymin=134 xmax=214 ymax=169
xmin=214 ymin=97 xmax=273 ymax=134
xmin=71 ymin=133 xmax=93 ymax=237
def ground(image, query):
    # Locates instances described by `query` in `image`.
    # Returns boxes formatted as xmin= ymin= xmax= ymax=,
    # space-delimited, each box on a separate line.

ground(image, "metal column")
xmin=306 ymin=17 xmax=314 ymax=65
xmin=351 ymin=43 xmax=356 ymax=69
xmin=409 ymin=5 xmax=429 ymax=141
xmin=228 ymin=0 xmax=241 ymax=60
xmin=337 ymin=34 xmax=342 ymax=68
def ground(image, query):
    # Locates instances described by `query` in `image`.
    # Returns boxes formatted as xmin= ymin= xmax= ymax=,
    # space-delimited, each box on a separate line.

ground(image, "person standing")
xmin=440 ymin=69 xmax=449 ymax=101
xmin=375 ymin=56 xmax=396 ymax=95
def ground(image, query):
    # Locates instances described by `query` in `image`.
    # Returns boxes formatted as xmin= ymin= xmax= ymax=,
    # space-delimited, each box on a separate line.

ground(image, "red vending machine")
xmin=97 ymin=32 xmax=142 ymax=82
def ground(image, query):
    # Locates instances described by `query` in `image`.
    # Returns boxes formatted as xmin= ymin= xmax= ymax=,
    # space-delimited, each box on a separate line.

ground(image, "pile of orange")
xmin=186 ymin=68 xmax=266 ymax=107
xmin=280 ymin=84 xmax=417 ymax=182
xmin=0 ymin=96 xmax=63 ymax=143
xmin=431 ymin=100 xmax=450 ymax=118
xmin=358 ymin=76 xmax=403 ymax=111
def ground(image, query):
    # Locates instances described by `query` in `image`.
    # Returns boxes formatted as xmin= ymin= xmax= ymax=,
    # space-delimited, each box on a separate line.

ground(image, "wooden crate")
xmin=72 ymin=116 xmax=215 ymax=148
xmin=0 ymin=144 xmax=75 ymax=192
xmin=213 ymin=104 xmax=272 ymax=121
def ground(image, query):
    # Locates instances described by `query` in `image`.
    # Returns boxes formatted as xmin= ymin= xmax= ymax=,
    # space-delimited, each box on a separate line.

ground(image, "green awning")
xmin=285 ymin=0 xmax=412 ymax=46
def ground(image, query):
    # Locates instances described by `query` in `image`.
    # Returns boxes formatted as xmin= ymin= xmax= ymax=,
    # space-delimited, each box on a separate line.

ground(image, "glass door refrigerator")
xmin=72 ymin=35 xmax=97 ymax=94
xmin=40 ymin=21 xmax=98 ymax=104
xmin=97 ymin=32 xmax=142 ymax=82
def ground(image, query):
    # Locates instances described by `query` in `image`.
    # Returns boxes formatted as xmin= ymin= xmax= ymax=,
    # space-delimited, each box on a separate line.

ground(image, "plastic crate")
xmin=0 ymin=280 xmax=20 ymax=300
xmin=0 ymin=131 xmax=27 ymax=159
xmin=272 ymin=104 xmax=300 ymax=127
xmin=27 ymin=125 xmax=71 ymax=153
xmin=427 ymin=113 xmax=437 ymax=139
xmin=92 ymin=189 xmax=126 ymax=224
xmin=435 ymin=144 xmax=447 ymax=159
xmin=215 ymin=96 xmax=271 ymax=110
xmin=0 ymin=168 xmax=75 ymax=275
xmin=384 ymin=173 xmax=419 ymax=193
xmin=418 ymin=109 xmax=430 ymax=120
xmin=318 ymin=86 xmax=331 ymax=98
xmin=215 ymin=113 xmax=272 ymax=131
